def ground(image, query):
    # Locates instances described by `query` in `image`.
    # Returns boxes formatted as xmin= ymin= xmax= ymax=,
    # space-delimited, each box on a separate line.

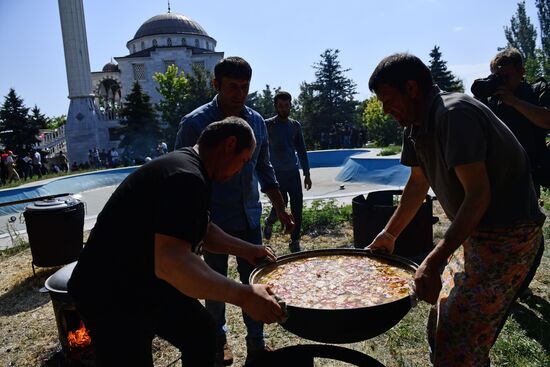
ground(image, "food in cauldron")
xmin=254 ymin=254 xmax=414 ymax=309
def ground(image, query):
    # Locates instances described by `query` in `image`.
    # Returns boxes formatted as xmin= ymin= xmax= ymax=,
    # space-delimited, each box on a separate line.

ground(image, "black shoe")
xmin=289 ymin=240 xmax=301 ymax=253
xmin=244 ymin=345 xmax=273 ymax=366
xmin=263 ymin=223 xmax=273 ymax=240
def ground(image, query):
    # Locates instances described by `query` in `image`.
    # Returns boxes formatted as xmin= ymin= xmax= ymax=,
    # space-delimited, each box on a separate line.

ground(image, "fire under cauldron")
xmin=45 ymin=261 xmax=94 ymax=367
xmin=248 ymin=248 xmax=419 ymax=366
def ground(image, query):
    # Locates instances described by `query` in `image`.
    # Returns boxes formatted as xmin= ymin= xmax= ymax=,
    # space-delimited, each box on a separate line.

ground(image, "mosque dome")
xmin=133 ymin=13 xmax=208 ymax=40
xmin=102 ymin=62 xmax=119 ymax=72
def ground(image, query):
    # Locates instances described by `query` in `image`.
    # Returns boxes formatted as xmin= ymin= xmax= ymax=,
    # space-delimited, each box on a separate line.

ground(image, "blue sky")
xmin=0 ymin=0 xmax=542 ymax=117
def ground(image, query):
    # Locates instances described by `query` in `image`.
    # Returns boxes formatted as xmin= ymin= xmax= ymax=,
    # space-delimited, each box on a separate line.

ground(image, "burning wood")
xmin=67 ymin=321 xmax=91 ymax=349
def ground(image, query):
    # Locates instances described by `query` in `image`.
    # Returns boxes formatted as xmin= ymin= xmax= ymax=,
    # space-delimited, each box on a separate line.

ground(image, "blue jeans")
xmin=203 ymin=225 xmax=265 ymax=351
xmin=266 ymin=169 xmax=303 ymax=242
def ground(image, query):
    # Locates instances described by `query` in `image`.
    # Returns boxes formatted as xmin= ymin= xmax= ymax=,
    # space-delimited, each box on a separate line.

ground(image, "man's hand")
xmin=304 ymin=175 xmax=312 ymax=191
xmin=366 ymin=230 xmax=396 ymax=254
xmin=241 ymin=284 xmax=284 ymax=323
xmin=414 ymin=257 xmax=442 ymax=305
xmin=276 ymin=207 xmax=295 ymax=235
xmin=243 ymin=244 xmax=277 ymax=266
xmin=494 ymin=86 xmax=519 ymax=107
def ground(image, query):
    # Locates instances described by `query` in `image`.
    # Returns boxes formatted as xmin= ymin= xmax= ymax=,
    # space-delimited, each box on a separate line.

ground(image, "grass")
xmin=378 ymin=145 xmax=402 ymax=156
xmin=0 ymin=197 xmax=548 ymax=366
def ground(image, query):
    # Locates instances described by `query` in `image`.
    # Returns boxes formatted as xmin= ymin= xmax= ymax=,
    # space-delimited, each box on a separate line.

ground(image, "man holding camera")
xmin=472 ymin=48 xmax=550 ymax=195
xmin=472 ymin=48 xmax=550 ymax=296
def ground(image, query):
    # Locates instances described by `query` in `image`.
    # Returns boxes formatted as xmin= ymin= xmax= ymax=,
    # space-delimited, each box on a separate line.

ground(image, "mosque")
xmin=91 ymin=11 xmax=223 ymax=116
xmin=57 ymin=0 xmax=223 ymax=163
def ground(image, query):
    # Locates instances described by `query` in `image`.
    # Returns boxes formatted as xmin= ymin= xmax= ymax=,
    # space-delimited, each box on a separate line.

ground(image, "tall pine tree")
xmin=536 ymin=0 xmax=550 ymax=77
xmin=0 ymin=89 xmax=39 ymax=155
xmin=118 ymin=82 xmax=160 ymax=160
xmin=505 ymin=1 xmax=541 ymax=81
xmin=428 ymin=46 xmax=464 ymax=92
xmin=296 ymin=49 xmax=358 ymax=147
xmin=29 ymin=105 xmax=50 ymax=130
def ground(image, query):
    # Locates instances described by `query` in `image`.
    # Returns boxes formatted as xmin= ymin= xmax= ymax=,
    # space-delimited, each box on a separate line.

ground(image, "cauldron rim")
xmin=250 ymin=247 xmax=418 ymax=310
xmin=249 ymin=248 xmax=419 ymax=343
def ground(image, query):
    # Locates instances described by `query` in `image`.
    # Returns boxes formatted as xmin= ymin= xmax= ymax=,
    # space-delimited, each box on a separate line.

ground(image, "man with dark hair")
xmin=472 ymin=47 xmax=550 ymax=297
xmin=263 ymin=91 xmax=311 ymax=252
xmin=69 ymin=117 xmax=283 ymax=367
xmin=175 ymin=57 xmax=293 ymax=365
xmin=473 ymin=47 xmax=550 ymax=195
xmin=367 ymin=53 xmax=545 ymax=366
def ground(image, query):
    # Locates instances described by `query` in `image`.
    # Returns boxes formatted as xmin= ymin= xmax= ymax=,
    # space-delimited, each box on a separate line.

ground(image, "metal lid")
xmin=44 ymin=261 xmax=78 ymax=293
xmin=25 ymin=197 xmax=80 ymax=211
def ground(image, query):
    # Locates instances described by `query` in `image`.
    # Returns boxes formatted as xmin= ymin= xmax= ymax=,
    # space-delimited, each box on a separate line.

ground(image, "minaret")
xmin=58 ymin=0 xmax=107 ymax=163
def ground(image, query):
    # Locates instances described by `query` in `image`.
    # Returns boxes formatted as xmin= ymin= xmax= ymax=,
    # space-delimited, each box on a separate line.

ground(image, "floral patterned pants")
xmin=427 ymin=222 xmax=542 ymax=367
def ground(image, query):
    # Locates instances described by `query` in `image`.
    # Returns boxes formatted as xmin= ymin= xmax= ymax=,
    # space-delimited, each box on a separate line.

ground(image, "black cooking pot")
xmin=249 ymin=248 xmax=418 ymax=344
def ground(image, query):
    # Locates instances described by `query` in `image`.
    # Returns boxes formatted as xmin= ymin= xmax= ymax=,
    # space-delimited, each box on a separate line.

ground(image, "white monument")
xmin=58 ymin=0 xmax=110 ymax=164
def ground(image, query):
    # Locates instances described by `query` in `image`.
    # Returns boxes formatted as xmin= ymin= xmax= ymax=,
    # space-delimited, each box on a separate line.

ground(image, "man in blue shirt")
xmin=263 ymin=91 xmax=312 ymax=252
xmin=174 ymin=57 xmax=293 ymax=366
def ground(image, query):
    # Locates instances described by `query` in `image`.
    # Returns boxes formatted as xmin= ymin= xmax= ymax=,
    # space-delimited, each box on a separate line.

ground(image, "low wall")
xmin=0 ymin=167 xmax=136 ymax=216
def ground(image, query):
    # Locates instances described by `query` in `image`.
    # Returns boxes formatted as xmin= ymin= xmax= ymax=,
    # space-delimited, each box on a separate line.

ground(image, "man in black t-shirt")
xmin=68 ymin=117 xmax=283 ymax=367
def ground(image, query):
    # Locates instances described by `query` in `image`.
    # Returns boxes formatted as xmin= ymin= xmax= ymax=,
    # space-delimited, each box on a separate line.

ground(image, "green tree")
xmin=362 ymin=96 xmax=402 ymax=147
xmin=428 ymin=45 xmax=464 ymax=92
xmin=118 ymin=82 xmax=160 ymax=159
xmin=29 ymin=105 xmax=49 ymax=130
xmin=153 ymin=64 xmax=189 ymax=144
xmin=186 ymin=64 xmax=216 ymax=112
xmin=295 ymin=81 xmax=322 ymax=147
xmin=47 ymin=115 xmax=66 ymax=129
xmin=247 ymin=84 xmax=279 ymax=118
xmin=536 ymin=0 xmax=550 ymax=77
xmin=0 ymin=89 xmax=39 ymax=155
xmin=505 ymin=1 xmax=542 ymax=81
xmin=296 ymin=49 xmax=359 ymax=147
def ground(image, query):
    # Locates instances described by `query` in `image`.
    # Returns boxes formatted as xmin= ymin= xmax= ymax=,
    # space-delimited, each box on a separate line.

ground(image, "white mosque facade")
xmin=91 ymin=12 xmax=223 ymax=117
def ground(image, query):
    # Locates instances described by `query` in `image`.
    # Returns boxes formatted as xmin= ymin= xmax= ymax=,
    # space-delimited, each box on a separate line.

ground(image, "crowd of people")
xmin=63 ymin=51 xmax=549 ymax=367
xmin=0 ymin=148 xmax=68 ymax=185
xmin=320 ymin=123 xmax=367 ymax=150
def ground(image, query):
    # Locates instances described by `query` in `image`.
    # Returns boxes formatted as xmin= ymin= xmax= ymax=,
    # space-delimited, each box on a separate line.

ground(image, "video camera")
xmin=471 ymin=73 xmax=504 ymax=99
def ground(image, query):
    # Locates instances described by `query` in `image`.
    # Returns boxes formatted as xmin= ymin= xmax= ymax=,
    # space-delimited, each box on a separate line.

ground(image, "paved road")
xmin=0 ymin=164 xmax=405 ymax=250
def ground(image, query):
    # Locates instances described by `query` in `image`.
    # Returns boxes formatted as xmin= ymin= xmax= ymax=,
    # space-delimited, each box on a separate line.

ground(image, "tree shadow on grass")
xmin=0 ymin=267 xmax=59 ymax=316
xmin=511 ymin=295 xmax=550 ymax=354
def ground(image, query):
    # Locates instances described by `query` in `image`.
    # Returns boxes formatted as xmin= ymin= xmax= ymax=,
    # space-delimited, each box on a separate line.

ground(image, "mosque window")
xmin=181 ymin=38 xmax=186 ymax=45
xmin=206 ymin=41 xmax=210 ymax=50
xmin=141 ymin=41 xmax=145 ymax=50
xmin=195 ymin=39 xmax=200 ymax=48
xmin=132 ymin=63 xmax=146 ymax=80
xmin=167 ymin=38 xmax=172 ymax=46
xmin=153 ymin=39 xmax=158 ymax=47
xmin=193 ymin=61 xmax=205 ymax=69
xmin=132 ymin=44 xmax=136 ymax=53
xmin=164 ymin=60 xmax=176 ymax=71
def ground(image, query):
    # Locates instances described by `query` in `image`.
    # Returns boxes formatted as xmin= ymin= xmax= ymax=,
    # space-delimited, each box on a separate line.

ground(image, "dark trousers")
xmin=203 ymin=225 xmax=265 ymax=350
xmin=76 ymin=282 xmax=216 ymax=367
xmin=266 ymin=169 xmax=303 ymax=242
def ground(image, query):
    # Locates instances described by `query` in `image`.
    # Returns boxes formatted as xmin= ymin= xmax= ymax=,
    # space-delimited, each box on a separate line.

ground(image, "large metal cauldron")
xmin=250 ymin=248 xmax=418 ymax=344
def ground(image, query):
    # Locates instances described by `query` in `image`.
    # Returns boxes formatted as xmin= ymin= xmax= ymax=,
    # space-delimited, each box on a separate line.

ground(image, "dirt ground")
xmin=0 ymin=227 xmax=358 ymax=367
xmin=1 ymin=202 xmax=548 ymax=366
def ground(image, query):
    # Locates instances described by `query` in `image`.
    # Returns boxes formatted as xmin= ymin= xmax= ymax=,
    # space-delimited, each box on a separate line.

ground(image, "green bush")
xmin=378 ymin=145 xmax=402 ymax=156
